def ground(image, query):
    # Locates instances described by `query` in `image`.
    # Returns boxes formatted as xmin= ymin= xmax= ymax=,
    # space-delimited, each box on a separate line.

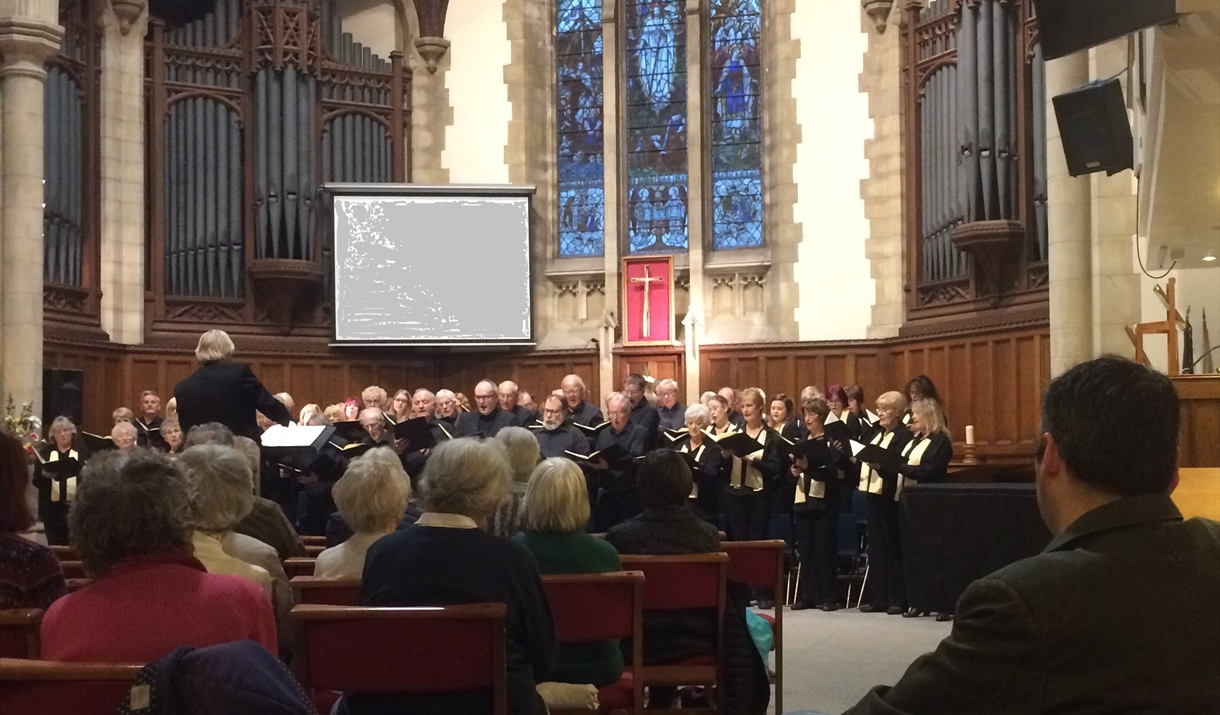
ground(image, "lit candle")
xmin=965 ymin=425 xmax=975 ymax=446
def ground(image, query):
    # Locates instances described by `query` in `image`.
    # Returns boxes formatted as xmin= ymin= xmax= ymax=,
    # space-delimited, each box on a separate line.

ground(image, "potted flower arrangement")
xmin=3 ymin=395 xmax=43 ymax=461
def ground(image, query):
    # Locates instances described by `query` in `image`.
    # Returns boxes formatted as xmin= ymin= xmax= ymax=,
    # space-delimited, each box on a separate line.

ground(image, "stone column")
xmin=99 ymin=0 xmax=149 ymax=344
xmin=1046 ymin=51 xmax=1093 ymax=376
xmin=683 ymin=0 xmax=704 ymax=399
xmin=1088 ymin=40 xmax=1139 ymax=358
xmin=0 ymin=9 xmax=62 ymax=414
xmin=599 ymin=0 xmax=621 ymax=403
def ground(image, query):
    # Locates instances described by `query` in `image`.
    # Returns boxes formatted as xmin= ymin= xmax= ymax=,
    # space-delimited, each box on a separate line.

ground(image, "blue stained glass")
xmin=557 ymin=0 xmax=605 ymax=257
xmin=626 ymin=0 xmax=688 ymax=253
xmin=710 ymin=0 xmax=763 ymax=249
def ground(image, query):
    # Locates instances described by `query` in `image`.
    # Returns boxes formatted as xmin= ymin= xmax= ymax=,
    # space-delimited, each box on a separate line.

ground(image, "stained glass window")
xmin=557 ymin=0 xmax=605 ymax=257
xmin=625 ymin=0 xmax=688 ymax=254
xmin=709 ymin=0 xmax=762 ymax=249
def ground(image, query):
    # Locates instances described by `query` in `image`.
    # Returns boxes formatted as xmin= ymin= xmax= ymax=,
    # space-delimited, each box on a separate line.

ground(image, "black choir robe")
xmin=857 ymin=425 xmax=915 ymax=501
xmin=508 ymin=404 xmax=538 ymax=427
xmin=567 ymin=401 xmax=604 ymax=427
xmin=657 ymin=402 xmax=687 ymax=431
xmin=627 ymin=399 xmax=660 ymax=451
xmin=534 ymin=424 xmax=590 ymax=460
xmin=896 ymin=431 xmax=953 ymax=489
xmin=774 ymin=420 xmax=801 ymax=442
xmin=678 ymin=437 xmax=726 ymax=524
xmin=455 ymin=406 xmax=517 ymax=439
xmin=33 ymin=446 xmax=87 ymax=545
xmin=135 ymin=416 xmax=166 ymax=451
xmin=400 ymin=419 xmax=456 ymax=486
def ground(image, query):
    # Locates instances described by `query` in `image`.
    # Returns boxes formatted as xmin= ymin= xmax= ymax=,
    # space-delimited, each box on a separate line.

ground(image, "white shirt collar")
xmin=415 ymin=512 xmax=479 ymax=529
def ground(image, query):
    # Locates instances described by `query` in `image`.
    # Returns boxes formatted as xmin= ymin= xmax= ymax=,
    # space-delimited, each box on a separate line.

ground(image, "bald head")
xmin=474 ymin=380 xmax=499 ymax=416
xmin=561 ymin=374 xmax=587 ymax=410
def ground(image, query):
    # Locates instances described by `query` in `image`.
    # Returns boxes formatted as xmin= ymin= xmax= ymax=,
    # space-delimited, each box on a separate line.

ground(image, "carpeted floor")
xmin=766 ymin=608 xmax=952 ymax=714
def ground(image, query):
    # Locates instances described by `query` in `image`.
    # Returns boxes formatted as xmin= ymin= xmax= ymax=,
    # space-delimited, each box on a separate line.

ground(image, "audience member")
xmin=514 ymin=457 xmax=623 ymax=687
xmin=178 ymin=445 xmax=274 ymax=598
xmin=488 ymin=427 xmax=541 ymax=538
xmin=352 ymin=438 xmax=555 ymax=715
xmin=316 ymin=448 xmax=410 ymax=579
xmin=40 ymin=449 xmax=275 ymax=661
xmin=845 ymin=357 xmax=1220 ymax=713
xmin=0 ymin=429 xmax=66 ymax=609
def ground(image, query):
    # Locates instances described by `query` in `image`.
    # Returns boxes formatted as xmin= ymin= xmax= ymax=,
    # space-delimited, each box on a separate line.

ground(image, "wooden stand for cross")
xmin=1127 ymin=277 xmax=1185 ymax=375
xmin=630 ymin=265 xmax=663 ymax=338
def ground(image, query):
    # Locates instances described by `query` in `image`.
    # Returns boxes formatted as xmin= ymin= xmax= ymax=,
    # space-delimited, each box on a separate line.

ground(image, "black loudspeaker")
xmin=43 ymin=369 xmax=84 ymax=429
xmin=1051 ymin=78 xmax=1134 ymax=177
xmin=1033 ymin=0 xmax=1178 ymax=60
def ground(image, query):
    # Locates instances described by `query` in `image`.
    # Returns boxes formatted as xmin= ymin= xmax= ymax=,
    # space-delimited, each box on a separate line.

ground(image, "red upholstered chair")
xmin=57 ymin=561 xmax=88 ymax=580
xmin=0 ymin=658 xmax=141 ymax=715
xmin=282 ymin=557 xmax=317 ymax=579
xmin=721 ymin=539 xmax=786 ymax=714
xmin=542 ymin=571 xmax=645 ymax=715
xmin=618 ymin=553 xmax=728 ymax=715
xmin=292 ymin=603 xmax=508 ymax=715
xmin=289 ymin=576 xmax=360 ymax=606
xmin=0 ymin=610 xmax=43 ymax=659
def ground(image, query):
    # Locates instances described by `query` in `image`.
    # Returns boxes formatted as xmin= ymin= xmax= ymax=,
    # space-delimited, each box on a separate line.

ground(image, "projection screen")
xmin=327 ymin=184 xmax=534 ymax=345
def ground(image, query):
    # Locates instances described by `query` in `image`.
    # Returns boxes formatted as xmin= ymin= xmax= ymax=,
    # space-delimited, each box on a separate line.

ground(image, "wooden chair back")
xmin=721 ymin=539 xmax=786 ymax=714
xmin=0 ymin=610 xmax=42 ymax=659
xmin=49 ymin=545 xmax=77 ymax=561
xmin=57 ymin=561 xmax=88 ymax=580
xmin=541 ymin=571 xmax=645 ymax=715
xmin=289 ymin=576 xmax=360 ymax=606
xmin=0 ymin=658 xmax=142 ymax=715
xmin=292 ymin=603 xmax=508 ymax=715
xmin=303 ymin=544 xmax=325 ymax=557
xmin=617 ymin=553 xmax=729 ymax=713
xmin=282 ymin=557 xmax=317 ymax=579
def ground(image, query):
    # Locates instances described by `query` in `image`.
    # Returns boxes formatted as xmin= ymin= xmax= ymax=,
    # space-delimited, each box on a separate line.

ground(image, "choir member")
xmin=562 ymin=374 xmax=604 ymax=427
xmin=707 ymin=395 xmax=737 ymax=436
xmin=677 ymin=404 xmax=724 ymax=525
xmin=720 ymin=387 xmax=785 ymax=608
xmin=768 ymin=393 xmax=801 ymax=441
xmin=845 ymin=384 xmax=870 ymax=438
xmin=359 ymin=408 xmax=392 ymax=447
xmin=323 ymin=403 xmax=345 ymax=423
xmin=411 ymin=389 xmax=436 ymax=419
xmin=274 ymin=393 xmax=295 ymax=420
xmin=699 ymin=391 xmax=717 ymax=406
xmin=518 ymin=390 xmax=538 ymax=414
xmin=790 ymin=398 xmax=852 ymax=611
xmin=388 ymin=389 xmax=411 ymax=423
xmin=534 ymin=395 xmax=589 ymax=459
xmin=622 ymin=374 xmax=660 ymax=451
xmin=589 ymin=393 xmax=648 ymax=531
xmin=499 ymin=380 xmax=537 ymax=426
xmin=655 ymin=378 xmax=686 ymax=431
xmin=113 ymin=407 xmax=134 ymax=424
xmin=858 ymin=391 xmax=914 ymax=615
xmin=898 ymin=397 xmax=955 ymax=620
xmin=34 ymin=417 xmax=86 ymax=545
xmin=136 ymin=390 xmax=166 ymax=450
xmin=361 ymin=385 xmax=388 ymax=412
xmin=718 ymin=387 xmax=746 ymax=427
xmin=165 ymin=396 xmax=177 ymax=420
xmin=298 ymin=404 xmax=322 ymax=426
xmin=111 ymin=422 xmax=138 ymax=452
xmin=435 ymin=389 xmax=460 ymax=425
xmin=161 ymin=417 xmax=184 ymax=454
xmin=455 ymin=380 xmax=517 ymax=438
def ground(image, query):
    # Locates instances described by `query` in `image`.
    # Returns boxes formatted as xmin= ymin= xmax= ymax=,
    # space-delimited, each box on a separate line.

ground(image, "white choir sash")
xmin=681 ymin=442 xmax=706 ymax=498
xmin=729 ymin=428 xmax=767 ymax=492
xmin=895 ymin=436 xmax=931 ymax=501
xmin=49 ymin=449 xmax=80 ymax=503
xmin=858 ymin=430 xmax=895 ymax=495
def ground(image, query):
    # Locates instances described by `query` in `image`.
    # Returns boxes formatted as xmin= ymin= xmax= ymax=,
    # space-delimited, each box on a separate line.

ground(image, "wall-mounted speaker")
xmin=43 ymin=369 xmax=84 ymax=429
xmin=1051 ymin=78 xmax=1134 ymax=177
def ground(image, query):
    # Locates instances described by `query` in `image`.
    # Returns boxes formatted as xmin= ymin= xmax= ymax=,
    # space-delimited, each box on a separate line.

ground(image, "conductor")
xmin=174 ymin=329 xmax=291 ymax=440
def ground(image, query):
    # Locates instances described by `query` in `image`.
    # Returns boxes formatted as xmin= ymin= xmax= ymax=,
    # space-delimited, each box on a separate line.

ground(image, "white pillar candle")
xmin=965 ymin=425 xmax=975 ymax=446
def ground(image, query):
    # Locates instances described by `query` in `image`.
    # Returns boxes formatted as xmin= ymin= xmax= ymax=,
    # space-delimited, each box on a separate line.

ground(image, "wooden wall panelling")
xmin=1174 ymin=376 xmax=1220 ymax=468
xmin=614 ymin=348 xmax=684 ymax=399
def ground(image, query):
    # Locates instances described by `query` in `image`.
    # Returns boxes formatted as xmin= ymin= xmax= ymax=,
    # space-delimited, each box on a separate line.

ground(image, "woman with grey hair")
xmin=33 ymin=416 xmax=83 ymax=545
xmin=513 ymin=457 xmax=622 ymax=687
xmin=178 ymin=445 xmax=273 ymax=598
xmin=487 ymin=426 xmax=541 ymax=539
xmin=39 ymin=449 xmax=276 ymax=661
xmin=315 ymin=447 xmax=411 ymax=579
xmin=348 ymin=438 xmax=556 ymax=715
